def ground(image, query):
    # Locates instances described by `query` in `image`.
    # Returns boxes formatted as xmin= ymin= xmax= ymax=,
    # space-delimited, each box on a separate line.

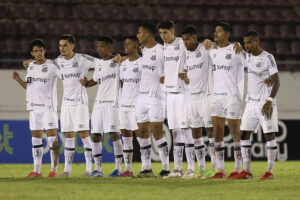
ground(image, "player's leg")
xmin=120 ymin=129 xmax=134 ymax=177
xmin=46 ymin=128 xmax=59 ymax=177
xmin=108 ymin=132 xmax=123 ymax=177
xmin=206 ymin=127 xmax=217 ymax=171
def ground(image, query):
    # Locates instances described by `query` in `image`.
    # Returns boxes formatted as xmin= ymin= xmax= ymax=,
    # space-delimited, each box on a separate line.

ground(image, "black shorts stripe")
xmin=93 ymin=154 xmax=102 ymax=158
xmin=241 ymin=145 xmax=252 ymax=148
xmin=140 ymin=145 xmax=152 ymax=150
xmin=174 ymin=143 xmax=185 ymax=147
xmin=158 ymin=142 xmax=168 ymax=148
xmin=185 ymin=144 xmax=194 ymax=148
xmin=115 ymin=154 xmax=123 ymax=158
xmin=64 ymin=147 xmax=75 ymax=151
xmin=215 ymin=147 xmax=225 ymax=151
xmin=123 ymin=149 xmax=134 ymax=153
xmin=195 ymin=145 xmax=205 ymax=150
xmin=267 ymin=146 xmax=277 ymax=150
xmin=32 ymin=144 xmax=43 ymax=148
xmin=85 ymin=148 xmax=92 ymax=152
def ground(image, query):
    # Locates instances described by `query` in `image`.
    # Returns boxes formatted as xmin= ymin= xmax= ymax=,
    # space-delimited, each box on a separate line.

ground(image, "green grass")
xmin=0 ymin=161 xmax=299 ymax=200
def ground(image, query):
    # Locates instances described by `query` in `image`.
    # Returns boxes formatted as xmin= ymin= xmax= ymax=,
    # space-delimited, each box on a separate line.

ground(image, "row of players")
xmin=13 ymin=21 xmax=280 ymax=180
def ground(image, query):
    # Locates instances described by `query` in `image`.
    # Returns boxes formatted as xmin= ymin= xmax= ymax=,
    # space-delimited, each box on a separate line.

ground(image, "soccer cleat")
xmin=210 ymin=171 xmax=226 ymax=179
xmin=48 ymin=171 xmax=57 ymax=178
xmin=90 ymin=170 xmax=104 ymax=177
xmin=164 ymin=169 xmax=183 ymax=178
xmin=194 ymin=170 xmax=206 ymax=178
xmin=27 ymin=171 xmax=42 ymax=178
xmin=260 ymin=171 xmax=274 ymax=180
xmin=159 ymin=170 xmax=170 ymax=178
xmin=181 ymin=169 xmax=195 ymax=179
xmin=137 ymin=169 xmax=155 ymax=178
xmin=237 ymin=170 xmax=253 ymax=179
xmin=119 ymin=171 xmax=134 ymax=177
xmin=84 ymin=171 xmax=92 ymax=177
xmin=59 ymin=171 xmax=71 ymax=178
xmin=227 ymin=171 xmax=240 ymax=179
xmin=107 ymin=169 xmax=121 ymax=177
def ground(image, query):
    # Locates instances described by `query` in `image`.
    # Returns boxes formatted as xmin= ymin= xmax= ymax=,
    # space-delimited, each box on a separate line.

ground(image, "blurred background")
xmin=0 ymin=0 xmax=299 ymax=163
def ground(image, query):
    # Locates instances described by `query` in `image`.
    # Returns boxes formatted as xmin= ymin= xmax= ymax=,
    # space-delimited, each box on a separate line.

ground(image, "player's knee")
xmin=264 ymin=133 xmax=276 ymax=141
xmin=109 ymin=132 xmax=120 ymax=141
xmin=92 ymin=134 xmax=101 ymax=142
xmin=241 ymin=131 xmax=252 ymax=140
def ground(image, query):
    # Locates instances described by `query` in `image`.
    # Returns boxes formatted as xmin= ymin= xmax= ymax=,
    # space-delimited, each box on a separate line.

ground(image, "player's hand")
xmin=79 ymin=77 xmax=88 ymax=86
xmin=261 ymin=101 xmax=273 ymax=119
xmin=203 ymin=39 xmax=212 ymax=50
xmin=23 ymin=59 xmax=34 ymax=69
xmin=264 ymin=78 xmax=273 ymax=87
xmin=114 ymin=54 xmax=122 ymax=64
xmin=213 ymin=42 xmax=218 ymax=49
xmin=160 ymin=76 xmax=165 ymax=84
xmin=178 ymin=69 xmax=189 ymax=84
xmin=12 ymin=71 xmax=20 ymax=81
xmin=233 ymin=42 xmax=243 ymax=54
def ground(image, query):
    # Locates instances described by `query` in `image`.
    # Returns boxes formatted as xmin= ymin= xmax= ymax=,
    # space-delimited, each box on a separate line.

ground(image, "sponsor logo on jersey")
xmin=61 ymin=73 xmax=81 ymax=80
xmin=31 ymin=103 xmax=45 ymax=107
xmin=98 ymin=73 xmax=117 ymax=84
xmin=142 ymin=65 xmax=156 ymax=71
xmin=150 ymin=55 xmax=156 ymax=61
xmin=247 ymin=69 xmax=264 ymax=77
xmin=27 ymin=77 xmax=48 ymax=84
xmin=42 ymin=67 xmax=48 ymax=73
xmin=225 ymin=54 xmax=231 ymax=60
xmin=212 ymin=64 xmax=232 ymax=72
xmin=187 ymin=62 xmax=204 ymax=71
xmin=122 ymin=78 xmax=140 ymax=84
xmin=164 ymin=56 xmax=179 ymax=62
xmin=63 ymin=97 xmax=75 ymax=101
xmin=72 ymin=62 xmax=78 ymax=68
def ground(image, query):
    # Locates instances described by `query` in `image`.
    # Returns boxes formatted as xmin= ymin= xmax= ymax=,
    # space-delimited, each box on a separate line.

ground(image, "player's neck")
xmin=252 ymin=48 xmax=263 ymax=56
xmin=190 ymin=42 xmax=199 ymax=51
xmin=128 ymin=52 xmax=139 ymax=61
xmin=167 ymin=36 xmax=176 ymax=44
xmin=102 ymin=54 xmax=113 ymax=61
xmin=64 ymin=52 xmax=75 ymax=60
xmin=34 ymin=58 xmax=46 ymax=65
xmin=217 ymin=41 xmax=230 ymax=48
xmin=145 ymin=38 xmax=157 ymax=48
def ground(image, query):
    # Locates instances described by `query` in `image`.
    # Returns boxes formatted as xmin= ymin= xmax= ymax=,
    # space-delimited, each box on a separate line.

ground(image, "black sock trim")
xmin=195 ymin=145 xmax=205 ymax=149
xmin=123 ymin=149 xmax=134 ymax=153
xmin=115 ymin=154 xmax=123 ymax=158
xmin=85 ymin=148 xmax=92 ymax=152
xmin=33 ymin=144 xmax=43 ymax=148
xmin=209 ymin=143 xmax=214 ymax=147
xmin=93 ymin=154 xmax=102 ymax=158
xmin=140 ymin=145 xmax=152 ymax=150
xmin=241 ymin=145 xmax=252 ymax=148
xmin=267 ymin=146 xmax=277 ymax=150
xmin=158 ymin=142 xmax=168 ymax=148
xmin=215 ymin=147 xmax=225 ymax=151
xmin=234 ymin=147 xmax=241 ymax=151
xmin=50 ymin=147 xmax=53 ymax=150
xmin=185 ymin=144 xmax=194 ymax=148
xmin=64 ymin=147 xmax=75 ymax=151
xmin=174 ymin=143 xmax=185 ymax=147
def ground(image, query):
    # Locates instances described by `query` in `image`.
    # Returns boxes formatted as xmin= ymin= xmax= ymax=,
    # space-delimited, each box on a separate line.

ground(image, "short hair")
xmin=158 ymin=20 xmax=175 ymax=30
xmin=181 ymin=26 xmax=197 ymax=35
xmin=244 ymin=30 xmax=259 ymax=38
xmin=216 ymin=22 xmax=232 ymax=34
xmin=97 ymin=36 xmax=113 ymax=45
xmin=59 ymin=34 xmax=75 ymax=44
xmin=29 ymin=39 xmax=45 ymax=51
xmin=139 ymin=22 xmax=157 ymax=35
xmin=125 ymin=35 xmax=138 ymax=43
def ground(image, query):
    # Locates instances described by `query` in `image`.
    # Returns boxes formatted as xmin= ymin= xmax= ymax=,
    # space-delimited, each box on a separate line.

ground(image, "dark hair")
xmin=216 ymin=22 xmax=232 ymax=34
xmin=97 ymin=36 xmax=113 ymax=45
xmin=181 ymin=26 xmax=197 ymax=35
xmin=30 ymin=39 xmax=45 ymax=51
xmin=139 ymin=22 xmax=157 ymax=35
xmin=244 ymin=30 xmax=259 ymax=38
xmin=125 ymin=35 xmax=138 ymax=43
xmin=59 ymin=34 xmax=75 ymax=44
xmin=158 ymin=20 xmax=175 ymax=30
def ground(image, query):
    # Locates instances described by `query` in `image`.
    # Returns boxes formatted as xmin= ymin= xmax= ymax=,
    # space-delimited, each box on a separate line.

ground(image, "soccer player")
xmin=13 ymin=39 xmax=59 ymax=177
xmin=118 ymin=36 xmax=142 ymax=177
xmin=80 ymin=36 xmax=123 ymax=177
xmin=209 ymin=22 xmax=245 ymax=179
xmin=180 ymin=26 xmax=217 ymax=178
xmin=135 ymin=22 xmax=170 ymax=177
xmin=55 ymin=34 xmax=94 ymax=177
xmin=237 ymin=31 xmax=280 ymax=180
xmin=158 ymin=20 xmax=195 ymax=178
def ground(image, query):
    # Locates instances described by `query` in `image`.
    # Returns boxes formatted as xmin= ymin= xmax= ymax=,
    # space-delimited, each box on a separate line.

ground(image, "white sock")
xmin=137 ymin=137 xmax=152 ymax=171
xmin=155 ymin=137 xmax=169 ymax=171
xmin=173 ymin=129 xmax=184 ymax=171
xmin=194 ymin=137 xmax=206 ymax=171
xmin=113 ymin=139 xmax=123 ymax=172
xmin=233 ymin=142 xmax=242 ymax=173
xmin=208 ymin=138 xmax=217 ymax=171
xmin=32 ymin=137 xmax=43 ymax=174
xmin=64 ymin=138 xmax=75 ymax=173
xmin=267 ymin=139 xmax=277 ymax=173
xmin=81 ymin=136 xmax=93 ymax=173
xmin=123 ymin=136 xmax=133 ymax=172
xmin=241 ymin=139 xmax=251 ymax=173
xmin=215 ymin=141 xmax=225 ymax=173
xmin=47 ymin=136 xmax=58 ymax=172
xmin=183 ymin=129 xmax=195 ymax=171
xmin=92 ymin=141 xmax=102 ymax=172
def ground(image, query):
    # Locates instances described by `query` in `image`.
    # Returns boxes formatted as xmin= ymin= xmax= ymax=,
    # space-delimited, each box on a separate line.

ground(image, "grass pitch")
xmin=0 ymin=161 xmax=299 ymax=200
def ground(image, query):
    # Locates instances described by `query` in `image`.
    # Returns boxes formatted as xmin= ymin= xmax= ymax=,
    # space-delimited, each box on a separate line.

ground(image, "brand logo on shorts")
xmin=230 ymin=112 xmax=236 ymax=116
xmin=256 ymin=62 xmax=262 ymax=68
xmin=42 ymin=67 xmax=48 ymax=73
xmin=196 ymin=52 xmax=202 ymax=58
xmin=72 ymin=62 xmax=78 ymax=68
xmin=48 ymin=122 xmax=54 ymax=126
xmin=150 ymin=55 xmax=156 ymax=61
xmin=225 ymin=54 xmax=231 ymax=60
xmin=79 ymin=124 xmax=84 ymax=128
xmin=110 ymin=125 xmax=116 ymax=129
xmin=267 ymin=126 xmax=272 ymax=130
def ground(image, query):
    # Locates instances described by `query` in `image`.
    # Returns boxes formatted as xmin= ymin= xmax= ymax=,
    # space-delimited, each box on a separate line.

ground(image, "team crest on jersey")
xmin=98 ymin=67 xmax=102 ymax=71
xmin=225 ymin=54 xmax=231 ymax=60
xmin=213 ymin=54 xmax=216 ymax=58
xmin=150 ymin=55 xmax=156 ymax=60
xmin=123 ymin=67 xmax=126 ymax=71
xmin=110 ymin=62 xmax=117 ymax=68
xmin=72 ymin=62 xmax=78 ymax=68
xmin=174 ymin=44 xmax=180 ymax=50
xmin=133 ymin=67 xmax=139 ymax=73
xmin=256 ymin=62 xmax=262 ymax=68
xmin=42 ymin=67 xmax=48 ymax=73
xmin=196 ymin=52 xmax=202 ymax=58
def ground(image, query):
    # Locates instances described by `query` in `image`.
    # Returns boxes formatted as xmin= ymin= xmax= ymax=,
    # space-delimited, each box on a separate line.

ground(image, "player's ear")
xmin=30 ymin=51 xmax=34 ymax=57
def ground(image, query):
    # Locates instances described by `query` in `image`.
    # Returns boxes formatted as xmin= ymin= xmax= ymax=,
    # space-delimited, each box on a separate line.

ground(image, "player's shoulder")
xmin=155 ymin=43 xmax=164 ymax=50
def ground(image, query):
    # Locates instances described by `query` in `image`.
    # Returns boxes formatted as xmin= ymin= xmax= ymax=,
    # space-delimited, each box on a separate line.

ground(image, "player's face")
xmin=30 ymin=46 xmax=46 ymax=61
xmin=137 ymin=27 xmax=148 ymax=45
xmin=59 ymin=40 xmax=74 ymax=56
xmin=97 ymin=41 xmax=111 ymax=58
xmin=214 ymin=26 xmax=229 ymax=43
xmin=182 ymin=34 xmax=197 ymax=51
xmin=244 ymin=36 xmax=259 ymax=53
xmin=125 ymin=39 xmax=138 ymax=55
xmin=159 ymin=28 xmax=175 ymax=44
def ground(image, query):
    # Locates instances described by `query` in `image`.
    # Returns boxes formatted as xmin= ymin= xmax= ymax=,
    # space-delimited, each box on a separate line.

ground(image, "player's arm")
xmin=178 ymin=69 xmax=189 ymax=84
xmin=262 ymin=73 xmax=280 ymax=119
xmin=23 ymin=59 xmax=34 ymax=69
xmin=79 ymin=77 xmax=97 ymax=88
xmin=202 ymin=39 xmax=212 ymax=50
xmin=114 ymin=54 xmax=128 ymax=65
xmin=12 ymin=71 xmax=27 ymax=89
xmin=233 ymin=42 xmax=243 ymax=54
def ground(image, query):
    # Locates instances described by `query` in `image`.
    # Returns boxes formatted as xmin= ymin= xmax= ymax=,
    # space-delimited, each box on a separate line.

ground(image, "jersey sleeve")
xmin=266 ymin=54 xmax=278 ymax=76
xmin=179 ymin=44 xmax=187 ymax=73
xmin=157 ymin=47 xmax=164 ymax=77
xmin=82 ymin=54 xmax=96 ymax=69
xmin=236 ymin=61 xmax=245 ymax=102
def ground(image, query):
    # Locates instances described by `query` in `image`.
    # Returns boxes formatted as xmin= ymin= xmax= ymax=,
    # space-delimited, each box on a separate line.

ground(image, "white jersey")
xmin=244 ymin=51 xmax=278 ymax=105
xmin=119 ymin=58 xmax=142 ymax=111
xmin=93 ymin=58 xmax=120 ymax=109
xmin=185 ymin=43 xmax=210 ymax=99
xmin=26 ymin=59 xmax=58 ymax=112
xmin=209 ymin=43 xmax=244 ymax=103
xmin=163 ymin=37 xmax=186 ymax=93
xmin=139 ymin=43 xmax=164 ymax=99
xmin=55 ymin=53 xmax=95 ymax=106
